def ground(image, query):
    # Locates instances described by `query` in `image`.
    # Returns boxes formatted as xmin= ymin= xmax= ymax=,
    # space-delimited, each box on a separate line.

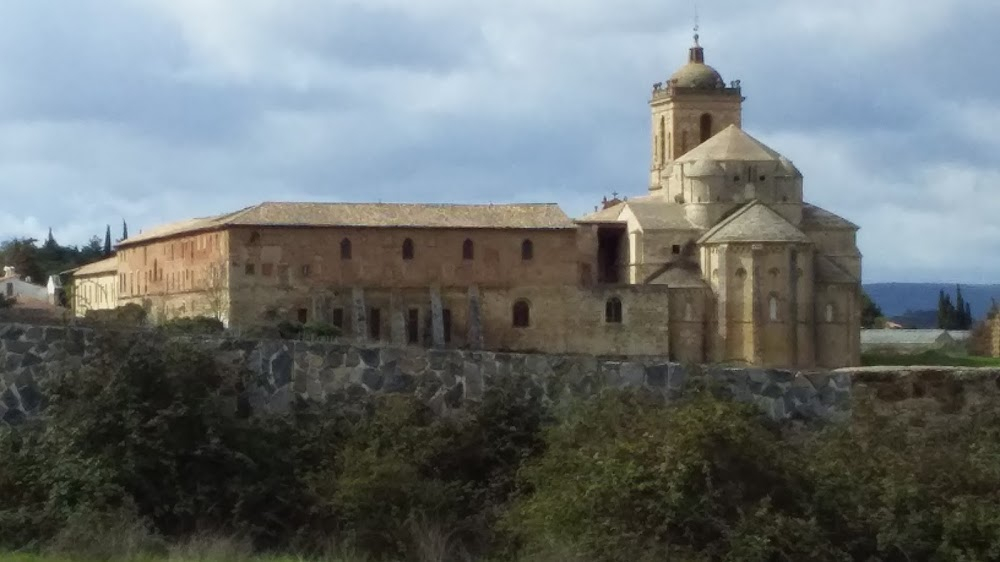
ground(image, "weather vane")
xmin=693 ymin=1 xmax=700 ymax=45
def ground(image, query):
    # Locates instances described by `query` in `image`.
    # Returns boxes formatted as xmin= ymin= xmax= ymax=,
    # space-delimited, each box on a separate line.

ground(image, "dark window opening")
xmin=597 ymin=226 xmax=626 ymax=284
xmin=759 ymin=175 xmax=766 ymax=181
xmin=442 ymin=309 xmax=452 ymax=343
xmin=699 ymin=113 xmax=713 ymax=143
xmin=340 ymin=238 xmax=352 ymax=260
xmin=402 ymin=238 xmax=415 ymax=260
xmin=301 ymin=264 xmax=311 ymax=277
xmin=671 ymin=244 xmax=681 ymax=255
xmin=369 ymin=308 xmax=381 ymax=340
xmin=462 ymin=239 xmax=474 ymax=260
xmin=245 ymin=263 xmax=255 ymax=275
xmin=733 ymin=175 xmax=741 ymax=182
xmin=605 ymin=297 xmax=623 ymax=323
xmin=512 ymin=299 xmax=531 ymax=328
xmin=297 ymin=308 xmax=308 ymax=324
xmin=332 ymin=308 xmax=344 ymax=329
xmin=521 ymin=239 xmax=534 ymax=261
xmin=249 ymin=231 xmax=260 ymax=244
xmin=407 ymin=308 xmax=419 ymax=344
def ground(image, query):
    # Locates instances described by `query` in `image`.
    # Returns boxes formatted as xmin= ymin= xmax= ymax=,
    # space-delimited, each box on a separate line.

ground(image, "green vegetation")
xmin=4 ymin=331 xmax=1000 ymax=561
xmin=862 ymin=349 xmax=1000 ymax=367
xmin=938 ymin=286 xmax=974 ymax=330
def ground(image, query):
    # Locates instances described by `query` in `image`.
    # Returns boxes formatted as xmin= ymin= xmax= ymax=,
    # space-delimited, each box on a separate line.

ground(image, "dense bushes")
xmin=159 ymin=315 xmax=225 ymax=335
xmin=4 ymin=333 xmax=1000 ymax=561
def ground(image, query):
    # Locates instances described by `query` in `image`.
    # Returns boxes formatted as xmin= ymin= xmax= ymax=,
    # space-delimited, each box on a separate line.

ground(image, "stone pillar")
xmin=787 ymin=247 xmax=800 ymax=367
xmin=750 ymin=245 xmax=764 ymax=365
xmin=390 ymin=290 xmax=406 ymax=345
xmin=714 ymin=246 xmax=728 ymax=363
xmin=352 ymin=287 xmax=367 ymax=341
xmin=467 ymin=285 xmax=484 ymax=350
xmin=430 ymin=286 xmax=445 ymax=348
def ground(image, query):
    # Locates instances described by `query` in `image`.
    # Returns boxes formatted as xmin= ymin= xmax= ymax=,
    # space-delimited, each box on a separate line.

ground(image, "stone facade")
xmin=65 ymin=36 xmax=863 ymax=368
xmin=0 ymin=323 xmax=852 ymax=425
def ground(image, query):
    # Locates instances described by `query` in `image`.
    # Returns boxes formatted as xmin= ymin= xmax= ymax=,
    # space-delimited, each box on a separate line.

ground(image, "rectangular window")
xmin=671 ymin=244 xmax=681 ymax=255
xmin=245 ymin=263 xmax=255 ymax=275
xmin=407 ymin=308 xmax=419 ymax=344
xmin=262 ymin=263 xmax=274 ymax=276
xmin=5 ymin=282 xmax=12 ymax=297
xmin=442 ymin=308 xmax=452 ymax=343
xmin=297 ymin=308 xmax=308 ymax=324
xmin=332 ymin=308 xmax=344 ymax=329
xmin=301 ymin=264 xmax=312 ymax=277
xmin=369 ymin=308 xmax=381 ymax=340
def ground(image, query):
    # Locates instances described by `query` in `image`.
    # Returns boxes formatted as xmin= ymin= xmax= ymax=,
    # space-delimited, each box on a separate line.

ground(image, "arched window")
xmin=735 ymin=267 xmax=747 ymax=280
xmin=340 ymin=238 xmax=352 ymax=260
xmin=769 ymin=294 xmax=779 ymax=321
xmin=605 ymin=297 xmax=622 ymax=323
xmin=512 ymin=299 xmax=531 ymax=327
xmin=462 ymin=239 xmax=474 ymax=260
xmin=402 ymin=238 xmax=414 ymax=260
xmin=825 ymin=303 xmax=835 ymax=323
xmin=521 ymin=239 xmax=534 ymax=261
xmin=699 ymin=113 xmax=713 ymax=143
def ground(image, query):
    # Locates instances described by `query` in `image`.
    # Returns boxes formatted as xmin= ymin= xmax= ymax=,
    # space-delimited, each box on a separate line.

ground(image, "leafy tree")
xmin=861 ymin=291 xmax=884 ymax=328
xmin=0 ymin=237 xmax=45 ymax=283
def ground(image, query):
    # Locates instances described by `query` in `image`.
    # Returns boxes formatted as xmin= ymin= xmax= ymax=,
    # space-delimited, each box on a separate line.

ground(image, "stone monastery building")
xmin=88 ymin=37 xmax=862 ymax=369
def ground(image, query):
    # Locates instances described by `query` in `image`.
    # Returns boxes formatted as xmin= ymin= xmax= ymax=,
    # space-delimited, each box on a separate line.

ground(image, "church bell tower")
xmin=649 ymin=32 xmax=745 ymax=191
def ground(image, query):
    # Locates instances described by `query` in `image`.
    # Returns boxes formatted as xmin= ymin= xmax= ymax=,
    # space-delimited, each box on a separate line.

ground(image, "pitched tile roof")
xmin=645 ymin=263 xmax=710 ymax=288
xmin=801 ymin=204 xmax=859 ymax=230
xmin=698 ymin=200 xmax=811 ymax=244
xmin=577 ymin=196 xmax=697 ymax=231
xmin=861 ymin=329 xmax=954 ymax=346
xmin=675 ymin=125 xmax=786 ymax=163
xmin=69 ymin=256 xmax=118 ymax=277
xmin=119 ymin=202 xmax=576 ymax=247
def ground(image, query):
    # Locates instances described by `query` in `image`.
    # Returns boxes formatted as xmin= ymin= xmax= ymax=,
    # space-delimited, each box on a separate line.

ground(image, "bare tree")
xmin=202 ymin=262 xmax=229 ymax=322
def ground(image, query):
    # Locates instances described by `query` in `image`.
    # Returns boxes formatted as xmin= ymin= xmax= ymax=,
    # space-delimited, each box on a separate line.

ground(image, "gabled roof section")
xmin=698 ymin=200 xmax=811 ymax=245
xmin=577 ymin=196 xmax=697 ymax=231
xmin=676 ymin=125 xmax=786 ymax=163
xmin=801 ymin=203 xmax=859 ymax=230
xmin=120 ymin=202 xmax=576 ymax=247
xmin=815 ymin=255 xmax=856 ymax=284
xmin=577 ymin=202 xmax=627 ymax=223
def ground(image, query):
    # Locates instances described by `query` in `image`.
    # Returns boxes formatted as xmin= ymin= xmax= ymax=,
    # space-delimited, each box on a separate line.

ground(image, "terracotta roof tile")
xmin=120 ymin=202 xmax=575 ymax=247
xmin=70 ymin=257 xmax=118 ymax=276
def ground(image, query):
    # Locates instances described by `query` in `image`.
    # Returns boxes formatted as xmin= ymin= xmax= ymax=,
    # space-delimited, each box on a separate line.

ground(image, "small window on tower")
xmin=672 ymin=245 xmax=681 ymax=255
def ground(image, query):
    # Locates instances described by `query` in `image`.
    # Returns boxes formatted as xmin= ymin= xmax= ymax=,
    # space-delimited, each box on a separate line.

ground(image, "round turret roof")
xmin=686 ymin=159 xmax=725 ymax=177
xmin=670 ymin=62 xmax=725 ymax=89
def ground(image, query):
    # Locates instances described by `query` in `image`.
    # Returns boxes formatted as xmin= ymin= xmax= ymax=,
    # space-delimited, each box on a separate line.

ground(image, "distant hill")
xmin=864 ymin=283 xmax=1000 ymax=321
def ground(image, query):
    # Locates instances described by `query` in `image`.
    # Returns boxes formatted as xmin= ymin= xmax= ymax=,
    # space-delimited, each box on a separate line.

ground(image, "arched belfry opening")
xmin=699 ymin=113 xmax=713 ymax=143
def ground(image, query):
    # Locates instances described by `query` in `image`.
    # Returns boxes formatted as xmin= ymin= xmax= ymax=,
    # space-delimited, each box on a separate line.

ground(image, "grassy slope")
xmin=861 ymin=350 xmax=1000 ymax=367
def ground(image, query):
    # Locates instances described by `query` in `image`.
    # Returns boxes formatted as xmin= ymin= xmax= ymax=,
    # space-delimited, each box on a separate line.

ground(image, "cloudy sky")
xmin=0 ymin=0 xmax=997 ymax=283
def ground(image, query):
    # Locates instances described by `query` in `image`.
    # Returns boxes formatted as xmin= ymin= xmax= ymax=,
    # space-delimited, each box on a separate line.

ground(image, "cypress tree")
xmin=103 ymin=225 xmax=112 ymax=257
xmin=938 ymin=290 xmax=950 ymax=329
xmin=965 ymin=301 xmax=973 ymax=329
xmin=122 ymin=219 xmax=129 ymax=241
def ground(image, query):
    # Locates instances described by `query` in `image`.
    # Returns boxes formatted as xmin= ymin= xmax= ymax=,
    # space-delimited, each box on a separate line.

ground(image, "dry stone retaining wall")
xmin=0 ymin=323 xmax=855 ymax=425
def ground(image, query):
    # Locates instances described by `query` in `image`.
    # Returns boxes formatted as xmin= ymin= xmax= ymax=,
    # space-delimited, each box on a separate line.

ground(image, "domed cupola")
xmin=668 ymin=35 xmax=726 ymax=90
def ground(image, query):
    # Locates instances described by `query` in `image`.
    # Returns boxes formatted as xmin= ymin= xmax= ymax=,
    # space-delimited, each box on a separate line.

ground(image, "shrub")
xmin=0 ymin=294 xmax=14 ymax=309
xmin=159 ymin=315 xmax=225 ymax=335
xmin=507 ymin=390 xmax=830 ymax=561
xmin=83 ymin=302 xmax=147 ymax=327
